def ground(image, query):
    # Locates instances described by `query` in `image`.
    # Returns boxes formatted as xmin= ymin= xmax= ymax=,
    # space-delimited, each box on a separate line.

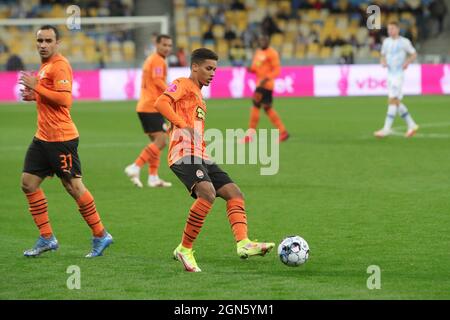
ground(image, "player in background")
xmin=19 ymin=25 xmax=113 ymax=258
xmin=242 ymin=34 xmax=289 ymax=143
xmin=154 ymin=48 xmax=275 ymax=272
xmin=374 ymin=21 xmax=419 ymax=138
xmin=125 ymin=35 xmax=173 ymax=188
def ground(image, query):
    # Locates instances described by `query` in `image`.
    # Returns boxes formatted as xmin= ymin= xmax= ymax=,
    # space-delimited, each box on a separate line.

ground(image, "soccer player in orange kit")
xmin=19 ymin=25 xmax=112 ymax=258
xmin=242 ymin=34 xmax=289 ymax=143
xmin=154 ymin=48 xmax=275 ymax=272
xmin=125 ymin=34 xmax=173 ymax=188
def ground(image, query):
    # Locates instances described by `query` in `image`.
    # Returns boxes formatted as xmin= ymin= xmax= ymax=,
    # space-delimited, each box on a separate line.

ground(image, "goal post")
xmin=0 ymin=15 xmax=170 ymax=69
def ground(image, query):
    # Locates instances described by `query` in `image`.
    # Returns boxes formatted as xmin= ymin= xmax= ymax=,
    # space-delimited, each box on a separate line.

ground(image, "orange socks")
xmin=249 ymin=106 xmax=287 ymax=135
xmin=147 ymin=143 xmax=160 ymax=176
xmin=180 ymin=198 xmax=248 ymax=247
xmin=76 ymin=190 xmax=105 ymax=237
xmin=182 ymin=198 xmax=212 ymax=249
xmin=266 ymin=108 xmax=287 ymax=134
xmin=226 ymin=198 xmax=248 ymax=242
xmin=249 ymin=106 xmax=260 ymax=130
xmin=135 ymin=143 xmax=160 ymax=176
xmin=26 ymin=189 xmax=104 ymax=238
xmin=26 ymin=189 xmax=53 ymax=238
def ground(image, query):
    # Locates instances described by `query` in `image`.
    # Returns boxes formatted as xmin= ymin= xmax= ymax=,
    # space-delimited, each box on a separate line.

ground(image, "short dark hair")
xmin=156 ymin=34 xmax=171 ymax=43
xmin=38 ymin=25 xmax=60 ymax=40
xmin=190 ymin=48 xmax=218 ymax=66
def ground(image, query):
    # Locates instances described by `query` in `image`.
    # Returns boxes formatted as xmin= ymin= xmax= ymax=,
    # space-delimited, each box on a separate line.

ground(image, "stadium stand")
xmin=0 ymin=0 xmax=448 ymax=69
xmin=174 ymin=0 xmax=444 ymax=65
xmin=0 ymin=0 xmax=135 ymax=67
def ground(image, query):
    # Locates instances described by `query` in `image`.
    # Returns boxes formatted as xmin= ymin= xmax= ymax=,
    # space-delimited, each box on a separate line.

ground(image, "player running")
xmin=242 ymin=34 xmax=289 ymax=143
xmin=19 ymin=25 xmax=113 ymax=258
xmin=374 ymin=21 xmax=419 ymax=138
xmin=154 ymin=48 xmax=275 ymax=272
xmin=125 ymin=34 xmax=173 ymax=188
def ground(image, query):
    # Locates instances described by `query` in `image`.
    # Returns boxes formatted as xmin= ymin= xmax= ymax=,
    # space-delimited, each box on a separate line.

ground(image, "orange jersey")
xmin=249 ymin=47 xmax=280 ymax=90
xmin=161 ymin=77 xmax=208 ymax=166
xmin=136 ymin=52 xmax=167 ymax=113
xmin=34 ymin=53 xmax=78 ymax=142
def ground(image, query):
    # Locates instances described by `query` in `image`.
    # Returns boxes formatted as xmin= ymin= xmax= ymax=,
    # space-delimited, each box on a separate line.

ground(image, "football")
xmin=278 ymin=236 xmax=310 ymax=267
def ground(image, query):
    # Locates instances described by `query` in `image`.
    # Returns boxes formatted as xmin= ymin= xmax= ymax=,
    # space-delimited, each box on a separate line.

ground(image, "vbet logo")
xmin=314 ymin=64 xmax=421 ymax=96
xmin=345 ymin=65 xmax=389 ymax=95
xmin=355 ymin=77 xmax=387 ymax=90
xmin=247 ymin=75 xmax=295 ymax=94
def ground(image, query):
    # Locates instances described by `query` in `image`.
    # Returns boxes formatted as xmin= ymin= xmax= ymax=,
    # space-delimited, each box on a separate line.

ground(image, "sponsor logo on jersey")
xmin=167 ymin=83 xmax=177 ymax=92
xmin=196 ymin=106 xmax=206 ymax=120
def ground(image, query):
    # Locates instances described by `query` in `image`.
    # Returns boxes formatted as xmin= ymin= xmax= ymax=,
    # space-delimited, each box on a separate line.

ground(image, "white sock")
xmin=398 ymin=103 xmax=416 ymax=129
xmin=149 ymin=175 xmax=159 ymax=183
xmin=383 ymin=104 xmax=397 ymax=131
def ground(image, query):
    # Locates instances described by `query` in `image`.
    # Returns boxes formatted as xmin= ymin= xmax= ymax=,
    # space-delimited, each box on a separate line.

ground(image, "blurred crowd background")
xmin=0 ymin=0 xmax=448 ymax=71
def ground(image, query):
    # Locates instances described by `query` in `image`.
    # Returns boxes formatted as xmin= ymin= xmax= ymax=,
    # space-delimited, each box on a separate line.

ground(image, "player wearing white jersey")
xmin=374 ymin=22 xmax=419 ymax=138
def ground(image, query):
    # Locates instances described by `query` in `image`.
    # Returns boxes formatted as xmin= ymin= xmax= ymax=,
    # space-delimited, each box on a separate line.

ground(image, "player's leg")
xmin=60 ymin=177 xmax=113 ymax=258
xmin=170 ymin=157 xmax=216 ymax=272
xmin=49 ymin=137 xmax=112 ymax=257
xmin=126 ymin=113 xmax=171 ymax=187
xmin=215 ymin=182 xmax=248 ymax=242
xmin=374 ymin=85 xmax=400 ymax=138
xmin=22 ymin=138 xmax=58 ymax=257
xmin=147 ymin=130 xmax=172 ymax=187
xmin=241 ymin=88 xmax=263 ymax=143
xmin=398 ymin=99 xmax=419 ymax=137
xmin=258 ymin=88 xmax=289 ymax=141
xmin=210 ymin=165 xmax=275 ymax=259
xmin=262 ymin=99 xmax=289 ymax=142
xmin=125 ymin=113 xmax=152 ymax=188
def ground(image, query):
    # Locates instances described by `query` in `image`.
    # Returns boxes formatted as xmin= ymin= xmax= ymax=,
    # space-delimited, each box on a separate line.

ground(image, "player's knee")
xmin=389 ymin=98 xmax=399 ymax=105
xmin=263 ymin=105 xmax=272 ymax=112
xmin=156 ymin=136 xmax=167 ymax=149
xmin=201 ymin=192 xmax=216 ymax=204
xmin=229 ymin=185 xmax=244 ymax=200
xmin=21 ymin=180 xmax=37 ymax=194
xmin=151 ymin=133 xmax=167 ymax=149
xmin=61 ymin=179 xmax=74 ymax=194
xmin=235 ymin=189 xmax=244 ymax=200
xmin=195 ymin=183 xmax=216 ymax=203
xmin=62 ymin=178 xmax=85 ymax=199
xmin=252 ymin=100 xmax=262 ymax=108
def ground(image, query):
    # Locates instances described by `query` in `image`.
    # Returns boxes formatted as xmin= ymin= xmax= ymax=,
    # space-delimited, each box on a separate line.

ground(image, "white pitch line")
xmin=389 ymin=130 xmax=450 ymax=139
xmin=360 ymin=122 xmax=450 ymax=139
xmin=392 ymin=122 xmax=450 ymax=131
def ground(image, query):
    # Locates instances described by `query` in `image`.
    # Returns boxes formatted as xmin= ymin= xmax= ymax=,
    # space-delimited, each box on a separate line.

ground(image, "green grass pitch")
xmin=1 ymin=95 xmax=449 ymax=299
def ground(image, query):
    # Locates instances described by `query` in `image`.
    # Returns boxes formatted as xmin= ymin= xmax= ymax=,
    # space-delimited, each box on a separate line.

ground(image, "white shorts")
xmin=387 ymin=74 xmax=404 ymax=100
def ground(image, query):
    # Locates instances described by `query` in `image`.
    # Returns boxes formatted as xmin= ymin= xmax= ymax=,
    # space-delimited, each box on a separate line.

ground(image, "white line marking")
xmin=363 ymin=122 xmax=450 ymax=139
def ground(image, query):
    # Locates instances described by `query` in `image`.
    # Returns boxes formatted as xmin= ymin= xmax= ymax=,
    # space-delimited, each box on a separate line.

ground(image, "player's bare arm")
xmin=19 ymin=70 xmax=70 ymax=106
xmin=381 ymin=55 xmax=387 ymax=68
xmin=403 ymin=52 xmax=417 ymax=70
xmin=154 ymin=94 xmax=198 ymax=140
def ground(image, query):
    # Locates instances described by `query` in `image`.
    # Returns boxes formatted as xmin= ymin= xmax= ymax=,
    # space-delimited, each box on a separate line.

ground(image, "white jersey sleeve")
xmin=402 ymin=37 xmax=416 ymax=55
xmin=381 ymin=38 xmax=388 ymax=56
